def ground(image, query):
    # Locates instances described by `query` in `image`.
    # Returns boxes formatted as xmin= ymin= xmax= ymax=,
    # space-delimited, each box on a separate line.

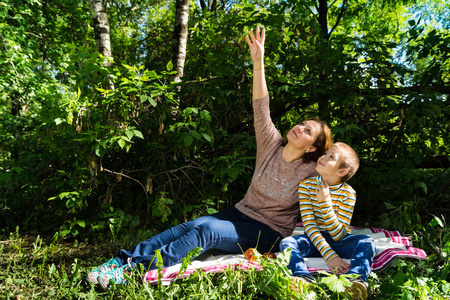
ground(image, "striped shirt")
xmin=299 ymin=176 xmax=356 ymax=263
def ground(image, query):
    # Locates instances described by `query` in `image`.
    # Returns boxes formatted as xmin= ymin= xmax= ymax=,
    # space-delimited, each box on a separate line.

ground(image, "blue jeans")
xmin=115 ymin=208 xmax=283 ymax=269
xmin=280 ymin=233 xmax=376 ymax=281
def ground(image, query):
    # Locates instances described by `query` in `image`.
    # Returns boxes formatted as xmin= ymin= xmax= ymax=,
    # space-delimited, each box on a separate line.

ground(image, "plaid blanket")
xmin=142 ymin=225 xmax=427 ymax=285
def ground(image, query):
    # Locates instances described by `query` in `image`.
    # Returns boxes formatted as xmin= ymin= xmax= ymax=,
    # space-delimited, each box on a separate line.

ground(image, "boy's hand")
xmin=316 ymin=179 xmax=331 ymax=203
xmin=327 ymin=256 xmax=350 ymax=274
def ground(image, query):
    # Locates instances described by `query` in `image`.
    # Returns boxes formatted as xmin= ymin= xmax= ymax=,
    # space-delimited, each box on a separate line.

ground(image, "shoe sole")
xmin=345 ymin=281 xmax=368 ymax=300
xmin=97 ymin=276 xmax=111 ymax=291
xmin=86 ymin=275 xmax=98 ymax=285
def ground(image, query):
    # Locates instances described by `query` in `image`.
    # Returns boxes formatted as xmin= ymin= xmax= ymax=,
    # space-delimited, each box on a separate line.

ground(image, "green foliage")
xmin=1 ymin=0 xmax=448 ymax=234
xmin=0 ymin=0 xmax=449 ymax=296
xmin=2 ymin=229 xmax=448 ymax=299
xmin=366 ymin=215 xmax=450 ymax=299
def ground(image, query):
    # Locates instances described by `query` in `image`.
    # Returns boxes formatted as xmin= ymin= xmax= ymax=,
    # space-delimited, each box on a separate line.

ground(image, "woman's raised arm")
xmin=245 ymin=27 xmax=268 ymax=99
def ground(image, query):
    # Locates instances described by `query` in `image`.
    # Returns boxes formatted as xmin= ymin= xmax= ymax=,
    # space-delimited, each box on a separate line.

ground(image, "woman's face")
xmin=286 ymin=120 xmax=321 ymax=152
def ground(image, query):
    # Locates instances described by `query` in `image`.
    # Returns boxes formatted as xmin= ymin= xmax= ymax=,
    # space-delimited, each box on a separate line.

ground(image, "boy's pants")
xmin=114 ymin=208 xmax=283 ymax=269
xmin=280 ymin=232 xmax=376 ymax=281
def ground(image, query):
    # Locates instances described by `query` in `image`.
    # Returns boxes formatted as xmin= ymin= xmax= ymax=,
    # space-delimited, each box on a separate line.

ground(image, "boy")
xmin=280 ymin=142 xmax=375 ymax=300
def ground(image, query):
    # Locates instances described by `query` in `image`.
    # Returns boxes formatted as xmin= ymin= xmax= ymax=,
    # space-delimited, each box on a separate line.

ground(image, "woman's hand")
xmin=245 ymin=27 xmax=265 ymax=68
xmin=327 ymin=256 xmax=350 ymax=274
xmin=245 ymin=26 xmax=268 ymax=99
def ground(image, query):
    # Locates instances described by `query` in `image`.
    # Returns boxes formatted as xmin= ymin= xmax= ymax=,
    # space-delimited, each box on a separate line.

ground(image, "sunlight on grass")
xmin=1 ymin=225 xmax=449 ymax=299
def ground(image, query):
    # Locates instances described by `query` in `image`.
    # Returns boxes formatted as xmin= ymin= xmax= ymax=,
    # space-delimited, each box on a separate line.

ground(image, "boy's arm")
xmin=299 ymin=180 xmax=339 ymax=264
xmin=316 ymin=180 xmax=355 ymax=241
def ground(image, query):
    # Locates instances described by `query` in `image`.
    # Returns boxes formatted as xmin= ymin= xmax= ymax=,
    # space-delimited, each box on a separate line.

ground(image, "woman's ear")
xmin=308 ymin=146 xmax=317 ymax=153
xmin=338 ymin=169 xmax=348 ymax=178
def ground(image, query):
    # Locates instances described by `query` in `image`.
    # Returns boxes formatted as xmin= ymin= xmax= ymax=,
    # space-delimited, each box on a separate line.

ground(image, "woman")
xmin=87 ymin=27 xmax=333 ymax=290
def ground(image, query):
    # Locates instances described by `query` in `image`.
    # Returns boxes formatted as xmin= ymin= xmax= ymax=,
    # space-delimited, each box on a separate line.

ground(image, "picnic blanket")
xmin=142 ymin=224 xmax=427 ymax=285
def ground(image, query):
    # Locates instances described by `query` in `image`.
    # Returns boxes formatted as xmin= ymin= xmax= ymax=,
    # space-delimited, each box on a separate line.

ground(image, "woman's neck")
xmin=282 ymin=144 xmax=305 ymax=162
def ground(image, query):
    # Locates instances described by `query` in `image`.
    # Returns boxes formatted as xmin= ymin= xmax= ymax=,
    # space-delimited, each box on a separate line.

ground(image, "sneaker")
xmin=97 ymin=262 xmax=132 ymax=291
xmin=86 ymin=258 xmax=120 ymax=285
xmin=345 ymin=278 xmax=370 ymax=300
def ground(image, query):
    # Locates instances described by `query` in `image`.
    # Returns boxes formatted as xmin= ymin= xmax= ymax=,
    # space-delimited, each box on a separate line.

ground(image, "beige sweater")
xmin=235 ymin=94 xmax=318 ymax=237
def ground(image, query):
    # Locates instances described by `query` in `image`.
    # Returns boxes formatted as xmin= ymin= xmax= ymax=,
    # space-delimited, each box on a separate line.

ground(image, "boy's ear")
xmin=337 ymin=168 xmax=348 ymax=178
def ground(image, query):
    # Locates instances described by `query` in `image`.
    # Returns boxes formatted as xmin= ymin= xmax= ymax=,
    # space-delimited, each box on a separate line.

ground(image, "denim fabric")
xmin=115 ymin=208 xmax=283 ymax=270
xmin=280 ymin=233 xmax=376 ymax=281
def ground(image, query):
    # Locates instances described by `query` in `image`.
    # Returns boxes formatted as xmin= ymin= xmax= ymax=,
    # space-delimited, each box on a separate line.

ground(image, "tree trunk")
xmin=317 ymin=0 xmax=329 ymax=39
xmin=89 ymin=0 xmax=114 ymax=89
xmin=172 ymin=0 xmax=190 ymax=83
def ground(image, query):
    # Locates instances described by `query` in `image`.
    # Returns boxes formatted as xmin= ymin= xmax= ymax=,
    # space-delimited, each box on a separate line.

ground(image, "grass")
xmin=1 ymin=223 xmax=449 ymax=300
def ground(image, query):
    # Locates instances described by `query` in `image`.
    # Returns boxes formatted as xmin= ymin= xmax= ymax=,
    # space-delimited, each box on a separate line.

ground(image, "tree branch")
xmin=328 ymin=0 xmax=346 ymax=38
xmin=102 ymin=167 xmax=148 ymax=198
xmin=359 ymin=120 xmax=403 ymax=140
xmin=304 ymin=3 xmax=316 ymax=16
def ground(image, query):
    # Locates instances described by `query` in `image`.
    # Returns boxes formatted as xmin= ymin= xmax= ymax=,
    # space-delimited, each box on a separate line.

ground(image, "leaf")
xmin=276 ymin=249 xmax=292 ymax=267
xmin=125 ymin=130 xmax=134 ymax=140
xmin=131 ymin=216 xmax=140 ymax=228
xmin=60 ymin=230 xmax=70 ymax=237
xmin=0 ymin=172 xmax=13 ymax=183
xmin=139 ymin=94 xmax=149 ymax=103
xmin=229 ymin=168 xmax=240 ymax=179
xmin=155 ymin=249 xmax=164 ymax=268
xmin=202 ymin=133 xmax=212 ymax=142
xmin=320 ymin=274 xmax=351 ymax=293
xmin=118 ymin=138 xmax=126 ymax=149
xmin=429 ymin=216 xmax=444 ymax=228
xmin=384 ymin=202 xmax=396 ymax=210
xmin=76 ymin=220 xmax=86 ymax=228
xmin=414 ymin=181 xmax=427 ymax=194
xmin=401 ymin=291 xmax=415 ymax=300
xmin=166 ymin=60 xmax=173 ymax=71
xmin=184 ymin=136 xmax=193 ymax=147
xmin=200 ymin=110 xmax=211 ymax=121
xmin=443 ymin=241 xmax=450 ymax=257
xmin=207 ymin=208 xmax=218 ymax=214
xmin=132 ymin=129 xmax=144 ymax=139
xmin=380 ymin=282 xmax=396 ymax=294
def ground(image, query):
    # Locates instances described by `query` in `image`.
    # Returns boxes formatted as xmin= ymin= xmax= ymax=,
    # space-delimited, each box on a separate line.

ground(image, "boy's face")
xmin=315 ymin=146 xmax=346 ymax=179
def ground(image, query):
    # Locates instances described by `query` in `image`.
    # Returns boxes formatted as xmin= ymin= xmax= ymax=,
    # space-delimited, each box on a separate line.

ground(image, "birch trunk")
xmin=172 ymin=0 xmax=190 ymax=83
xmin=89 ymin=0 xmax=114 ymax=89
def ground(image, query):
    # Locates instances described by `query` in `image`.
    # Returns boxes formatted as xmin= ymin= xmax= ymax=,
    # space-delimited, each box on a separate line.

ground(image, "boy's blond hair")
xmin=334 ymin=142 xmax=360 ymax=182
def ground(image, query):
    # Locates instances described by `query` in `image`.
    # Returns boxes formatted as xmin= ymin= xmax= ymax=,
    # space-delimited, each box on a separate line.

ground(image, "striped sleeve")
xmin=299 ymin=178 xmax=338 ymax=263
xmin=318 ymin=183 xmax=356 ymax=241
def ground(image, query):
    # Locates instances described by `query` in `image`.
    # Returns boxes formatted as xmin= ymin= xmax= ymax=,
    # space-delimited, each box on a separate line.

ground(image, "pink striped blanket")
xmin=142 ymin=225 xmax=427 ymax=285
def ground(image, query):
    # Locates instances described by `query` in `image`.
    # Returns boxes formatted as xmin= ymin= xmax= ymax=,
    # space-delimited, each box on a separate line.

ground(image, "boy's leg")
xmin=324 ymin=234 xmax=376 ymax=281
xmin=280 ymin=235 xmax=321 ymax=280
xmin=345 ymin=235 xmax=376 ymax=281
